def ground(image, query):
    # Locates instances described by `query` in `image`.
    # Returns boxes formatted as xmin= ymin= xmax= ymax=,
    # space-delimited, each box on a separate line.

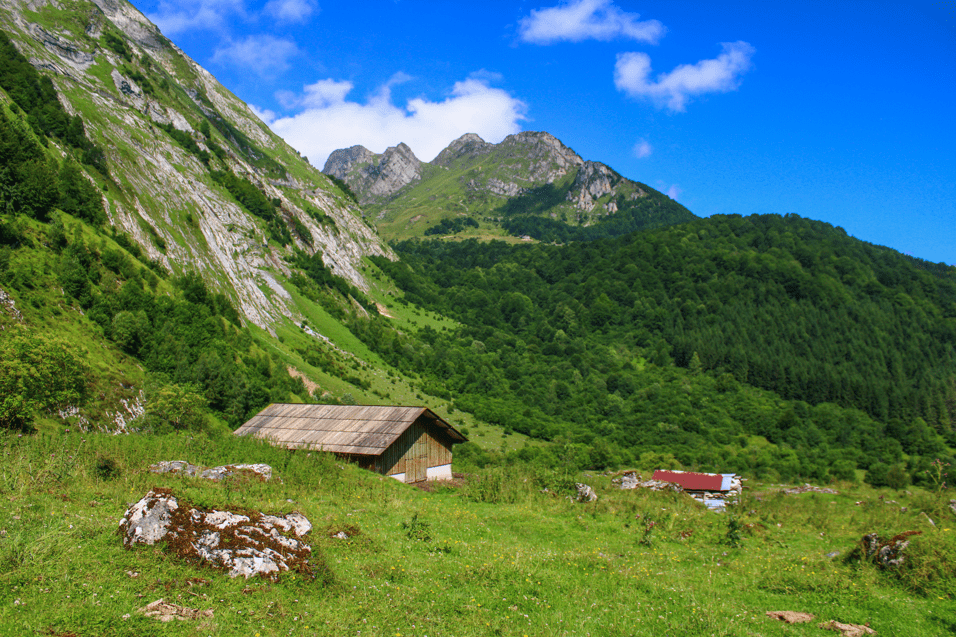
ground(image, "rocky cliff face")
xmin=0 ymin=0 xmax=391 ymax=330
xmin=323 ymin=145 xmax=378 ymax=180
xmin=568 ymin=161 xmax=620 ymax=212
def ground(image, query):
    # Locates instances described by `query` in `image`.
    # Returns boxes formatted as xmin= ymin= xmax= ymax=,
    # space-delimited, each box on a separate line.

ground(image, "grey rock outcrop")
xmin=120 ymin=487 xmax=179 ymax=544
xmin=119 ymin=488 xmax=313 ymax=579
xmin=500 ymin=131 xmax=584 ymax=182
xmin=30 ymin=23 xmax=94 ymax=71
xmin=567 ymin=161 xmax=617 ymax=212
xmin=137 ymin=598 xmax=214 ymax=622
xmin=323 ymin=143 xmax=423 ymax=204
xmin=0 ymin=286 xmax=24 ymax=323
xmin=149 ymin=460 xmax=274 ymax=482
xmin=614 ymin=471 xmax=641 ymax=490
xmin=323 ymin=145 xmax=378 ymax=180
xmin=482 ymin=178 xmax=524 ymax=198
xmin=860 ymin=531 xmax=921 ymax=568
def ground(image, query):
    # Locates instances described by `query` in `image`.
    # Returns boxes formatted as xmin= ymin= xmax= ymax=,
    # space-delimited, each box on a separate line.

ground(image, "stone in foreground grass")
xmin=119 ymin=487 xmax=315 ymax=580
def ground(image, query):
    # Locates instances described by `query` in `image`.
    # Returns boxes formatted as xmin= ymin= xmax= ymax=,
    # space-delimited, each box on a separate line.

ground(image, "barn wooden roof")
xmin=234 ymin=404 xmax=467 ymax=455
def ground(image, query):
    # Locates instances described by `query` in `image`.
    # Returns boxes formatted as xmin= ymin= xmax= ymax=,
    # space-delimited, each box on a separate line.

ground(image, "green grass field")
xmin=1 ymin=431 xmax=953 ymax=636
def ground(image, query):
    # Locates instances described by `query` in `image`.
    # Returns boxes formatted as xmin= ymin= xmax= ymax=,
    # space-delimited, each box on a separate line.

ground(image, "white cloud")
xmin=212 ymin=35 xmax=300 ymax=76
xmin=147 ymin=0 xmax=246 ymax=36
xmin=632 ymin=139 xmax=652 ymax=158
xmin=666 ymin=184 xmax=682 ymax=200
xmin=297 ymin=78 xmax=355 ymax=108
xmin=519 ymin=0 xmax=664 ymax=45
xmin=249 ymin=104 xmax=278 ymax=124
xmin=615 ymin=41 xmax=755 ymax=111
xmin=264 ymin=0 xmax=317 ymax=23
xmin=268 ymin=76 xmax=527 ymax=167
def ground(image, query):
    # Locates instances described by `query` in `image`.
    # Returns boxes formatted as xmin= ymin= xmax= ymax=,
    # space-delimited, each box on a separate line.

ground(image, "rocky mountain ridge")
xmin=323 ymin=130 xmax=690 ymax=241
xmin=0 ymin=0 xmax=391 ymax=330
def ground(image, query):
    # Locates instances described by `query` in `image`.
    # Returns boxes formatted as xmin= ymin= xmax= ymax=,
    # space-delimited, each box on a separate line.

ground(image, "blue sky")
xmin=131 ymin=1 xmax=955 ymax=265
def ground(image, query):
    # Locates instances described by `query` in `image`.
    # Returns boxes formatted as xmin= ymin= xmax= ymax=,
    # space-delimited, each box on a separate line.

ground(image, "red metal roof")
xmin=653 ymin=470 xmax=725 ymax=491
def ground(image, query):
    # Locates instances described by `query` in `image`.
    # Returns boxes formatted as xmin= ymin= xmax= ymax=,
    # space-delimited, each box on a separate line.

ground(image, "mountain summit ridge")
xmin=323 ymin=130 xmax=693 ymax=242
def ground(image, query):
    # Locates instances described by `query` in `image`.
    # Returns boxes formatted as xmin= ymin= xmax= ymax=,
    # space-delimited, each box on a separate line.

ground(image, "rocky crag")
xmin=324 ymin=142 xmax=423 ymax=205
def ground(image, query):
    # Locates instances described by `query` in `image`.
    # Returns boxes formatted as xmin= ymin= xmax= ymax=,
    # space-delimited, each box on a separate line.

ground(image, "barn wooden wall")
xmin=380 ymin=419 xmax=454 ymax=482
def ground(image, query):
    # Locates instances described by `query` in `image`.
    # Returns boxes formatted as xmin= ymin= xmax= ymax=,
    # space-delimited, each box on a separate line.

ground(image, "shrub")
xmin=0 ymin=326 xmax=91 ymax=431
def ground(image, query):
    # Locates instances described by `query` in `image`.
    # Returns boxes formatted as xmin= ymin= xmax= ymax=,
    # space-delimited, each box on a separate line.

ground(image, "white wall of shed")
xmin=427 ymin=464 xmax=452 ymax=481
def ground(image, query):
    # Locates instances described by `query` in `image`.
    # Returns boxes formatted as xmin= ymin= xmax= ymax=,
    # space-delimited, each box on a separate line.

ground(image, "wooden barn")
xmin=234 ymin=404 xmax=467 ymax=483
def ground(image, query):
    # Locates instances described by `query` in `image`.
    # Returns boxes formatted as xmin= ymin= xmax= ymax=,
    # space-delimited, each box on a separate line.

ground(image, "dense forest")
xmin=0 ymin=210 xmax=313 ymax=432
xmin=362 ymin=213 xmax=956 ymax=485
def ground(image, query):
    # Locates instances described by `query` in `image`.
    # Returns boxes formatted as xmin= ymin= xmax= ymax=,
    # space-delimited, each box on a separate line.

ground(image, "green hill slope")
xmin=372 ymin=214 xmax=956 ymax=485
xmin=0 ymin=0 xmax=455 ymax=434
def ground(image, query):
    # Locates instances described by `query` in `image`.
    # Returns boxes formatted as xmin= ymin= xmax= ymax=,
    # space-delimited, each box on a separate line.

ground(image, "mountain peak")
xmin=323 ymin=143 xmax=423 ymax=204
xmin=433 ymin=133 xmax=491 ymax=167
xmin=456 ymin=133 xmax=486 ymax=144
xmin=323 ymin=145 xmax=376 ymax=179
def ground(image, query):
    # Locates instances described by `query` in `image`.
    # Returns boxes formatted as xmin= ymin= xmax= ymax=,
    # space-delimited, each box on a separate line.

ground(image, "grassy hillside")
xmin=0 ymin=430 xmax=953 ymax=636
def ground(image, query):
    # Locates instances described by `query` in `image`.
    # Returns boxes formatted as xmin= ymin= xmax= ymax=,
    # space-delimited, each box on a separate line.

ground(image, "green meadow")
xmin=1 ymin=431 xmax=953 ymax=636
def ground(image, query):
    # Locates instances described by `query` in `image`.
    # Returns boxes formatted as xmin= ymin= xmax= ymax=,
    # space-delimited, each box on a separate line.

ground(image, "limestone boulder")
xmin=119 ymin=488 xmax=313 ymax=580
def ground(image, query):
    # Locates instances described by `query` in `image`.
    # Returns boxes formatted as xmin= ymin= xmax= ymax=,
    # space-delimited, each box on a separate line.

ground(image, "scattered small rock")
xmin=782 ymin=484 xmax=838 ymax=495
xmin=332 ymin=531 xmax=349 ymax=540
xmin=766 ymin=611 xmax=815 ymax=624
xmin=826 ymin=551 xmax=841 ymax=559
xmin=137 ymin=598 xmax=214 ymax=622
xmin=574 ymin=483 xmax=597 ymax=503
xmin=858 ymin=531 xmax=921 ymax=568
xmin=819 ymin=620 xmax=877 ymax=636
